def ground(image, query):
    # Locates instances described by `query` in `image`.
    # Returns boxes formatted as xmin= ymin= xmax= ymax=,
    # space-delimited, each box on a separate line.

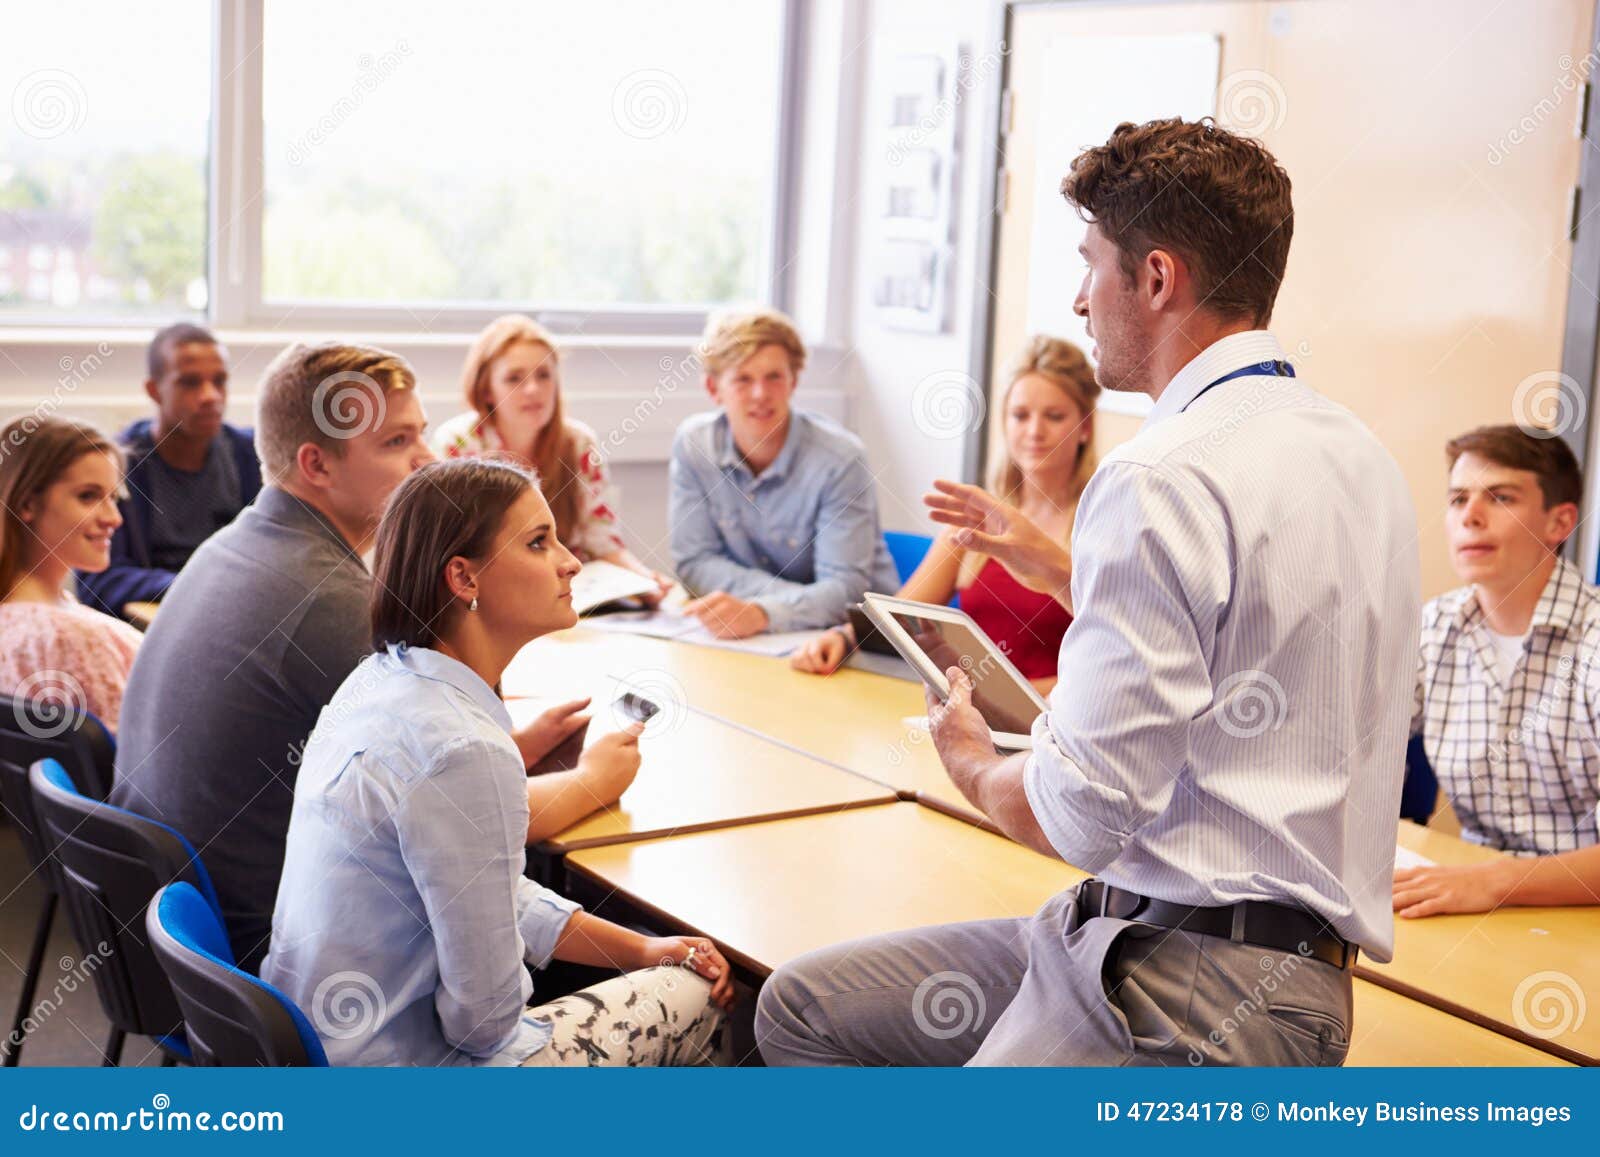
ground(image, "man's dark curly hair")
xmin=1060 ymin=117 xmax=1294 ymax=327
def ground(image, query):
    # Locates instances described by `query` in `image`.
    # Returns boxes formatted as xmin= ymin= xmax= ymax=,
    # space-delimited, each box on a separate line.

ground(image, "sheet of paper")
xmin=579 ymin=608 xmax=812 ymax=656
xmin=1393 ymin=844 xmax=1436 ymax=871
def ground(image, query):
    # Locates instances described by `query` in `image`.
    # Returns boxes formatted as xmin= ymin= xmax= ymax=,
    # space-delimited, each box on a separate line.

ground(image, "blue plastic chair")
xmin=28 ymin=758 xmax=224 ymax=1065
xmin=146 ymin=883 xmax=327 ymax=1067
xmin=0 ymin=694 xmax=117 ymax=801
xmin=883 ymin=531 xmax=934 ymax=586
xmin=881 ymin=530 xmax=960 ymax=607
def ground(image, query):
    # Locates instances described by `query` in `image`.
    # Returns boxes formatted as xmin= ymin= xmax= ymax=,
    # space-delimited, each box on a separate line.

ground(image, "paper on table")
xmin=571 ymin=559 xmax=659 ymax=615
xmin=579 ymin=608 xmax=814 ymax=656
xmin=1393 ymin=844 xmax=1436 ymax=871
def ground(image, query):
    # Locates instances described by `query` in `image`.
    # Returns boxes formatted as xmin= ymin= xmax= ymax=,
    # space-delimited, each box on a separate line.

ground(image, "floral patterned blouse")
xmin=0 ymin=600 xmax=143 ymax=733
xmin=428 ymin=412 xmax=626 ymax=561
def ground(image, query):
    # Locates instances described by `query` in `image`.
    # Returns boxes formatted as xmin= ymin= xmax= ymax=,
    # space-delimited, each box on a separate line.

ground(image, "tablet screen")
xmin=885 ymin=610 xmax=1041 ymax=735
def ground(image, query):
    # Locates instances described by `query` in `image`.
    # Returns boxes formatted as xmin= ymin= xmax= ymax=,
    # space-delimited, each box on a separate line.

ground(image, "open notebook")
xmin=570 ymin=559 xmax=659 ymax=616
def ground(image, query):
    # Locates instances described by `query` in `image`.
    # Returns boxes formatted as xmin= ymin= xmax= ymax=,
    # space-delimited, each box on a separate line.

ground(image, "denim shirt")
xmin=261 ymin=645 xmax=580 ymax=1066
xmin=668 ymin=409 xmax=898 ymax=632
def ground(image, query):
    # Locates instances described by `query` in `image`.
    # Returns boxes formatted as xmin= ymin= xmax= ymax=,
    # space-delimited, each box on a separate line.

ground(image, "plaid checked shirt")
xmin=1413 ymin=556 xmax=1600 ymax=855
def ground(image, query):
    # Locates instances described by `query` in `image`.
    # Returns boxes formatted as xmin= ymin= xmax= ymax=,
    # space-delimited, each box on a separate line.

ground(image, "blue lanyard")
xmin=1181 ymin=359 xmax=1296 ymax=412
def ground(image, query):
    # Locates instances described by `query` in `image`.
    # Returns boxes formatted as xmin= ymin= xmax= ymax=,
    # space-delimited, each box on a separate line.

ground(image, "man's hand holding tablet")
xmin=922 ymin=663 xmax=1057 ymax=859
xmin=860 ymin=593 xmax=1047 ymax=749
xmin=925 ymin=665 xmax=1005 ymax=788
xmin=923 ymin=479 xmax=1075 ymax=610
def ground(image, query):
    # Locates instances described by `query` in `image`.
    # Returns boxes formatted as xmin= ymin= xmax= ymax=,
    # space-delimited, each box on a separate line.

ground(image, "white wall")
xmin=845 ymin=0 xmax=996 ymax=536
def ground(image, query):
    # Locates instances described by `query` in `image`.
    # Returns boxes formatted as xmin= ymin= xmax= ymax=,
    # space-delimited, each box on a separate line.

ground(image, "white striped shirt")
xmin=1023 ymin=331 xmax=1421 ymax=960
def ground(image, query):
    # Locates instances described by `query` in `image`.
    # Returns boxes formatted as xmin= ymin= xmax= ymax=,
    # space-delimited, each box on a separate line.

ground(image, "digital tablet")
xmin=860 ymin=592 xmax=1049 ymax=751
xmin=845 ymin=604 xmax=903 ymax=659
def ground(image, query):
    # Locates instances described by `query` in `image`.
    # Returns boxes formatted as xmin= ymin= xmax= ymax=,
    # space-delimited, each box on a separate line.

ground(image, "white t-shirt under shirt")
xmin=1486 ymin=628 xmax=1531 ymax=688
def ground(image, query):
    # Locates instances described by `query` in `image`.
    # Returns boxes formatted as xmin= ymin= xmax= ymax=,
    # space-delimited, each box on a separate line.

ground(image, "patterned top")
xmin=0 ymin=600 xmax=143 ymax=732
xmin=428 ymin=412 xmax=625 ymax=561
xmin=1413 ymin=556 xmax=1600 ymax=855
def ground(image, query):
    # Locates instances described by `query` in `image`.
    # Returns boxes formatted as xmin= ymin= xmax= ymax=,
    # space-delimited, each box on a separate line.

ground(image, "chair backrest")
xmin=28 ymin=759 xmax=223 ymax=1051
xmin=883 ymin=531 xmax=934 ymax=586
xmin=0 ymin=694 xmax=117 ymax=801
xmin=0 ymin=757 xmax=59 ymax=894
xmin=146 ymin=883 xmax=327 ymax=1067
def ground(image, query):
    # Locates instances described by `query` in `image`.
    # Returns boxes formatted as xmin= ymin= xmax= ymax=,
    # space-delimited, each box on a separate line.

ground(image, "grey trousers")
xmin=756 ymin=886 xmax=1353 ymax=1066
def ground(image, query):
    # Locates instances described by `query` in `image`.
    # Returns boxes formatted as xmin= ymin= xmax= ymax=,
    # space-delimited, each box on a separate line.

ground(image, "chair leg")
xmin=3 ymin=892 xmax=57 ymax=1067
xmin=101 ymin=1027 xmax=124 ymax=1067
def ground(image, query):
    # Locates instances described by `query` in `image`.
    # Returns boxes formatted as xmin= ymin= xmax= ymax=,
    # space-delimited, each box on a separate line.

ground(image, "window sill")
xmin=0 ymin=325 xmax=705 ymax=350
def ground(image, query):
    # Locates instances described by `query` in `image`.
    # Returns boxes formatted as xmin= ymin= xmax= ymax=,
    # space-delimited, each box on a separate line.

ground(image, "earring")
xmin=469 ymin=596 xmax=479 ymax=612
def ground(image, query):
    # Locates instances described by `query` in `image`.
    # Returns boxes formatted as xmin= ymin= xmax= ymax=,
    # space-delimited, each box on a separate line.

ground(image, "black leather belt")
xmin=1075 ymin=880 xmax=1356 ymax=970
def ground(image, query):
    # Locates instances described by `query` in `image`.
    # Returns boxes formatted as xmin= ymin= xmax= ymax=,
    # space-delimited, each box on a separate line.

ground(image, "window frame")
xmin=209 ymin=0 xmax=803 ymax=338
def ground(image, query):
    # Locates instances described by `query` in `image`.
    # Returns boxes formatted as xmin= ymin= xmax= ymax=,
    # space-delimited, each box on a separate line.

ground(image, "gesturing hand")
xmin=923 ymin=480 xmax=1074 ymax=609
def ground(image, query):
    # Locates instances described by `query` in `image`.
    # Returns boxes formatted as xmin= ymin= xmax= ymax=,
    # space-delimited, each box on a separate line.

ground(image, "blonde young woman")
xmin=0 ymin=416 xmax=143 ymax=730
xmin=431 ymin=315 xmax=670 ymax=601
xmin=791 ymin=336 xmax=1099 ymax=686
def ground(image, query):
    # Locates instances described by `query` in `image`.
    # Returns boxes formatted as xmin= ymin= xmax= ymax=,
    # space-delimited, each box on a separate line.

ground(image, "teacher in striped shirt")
xmin=757 ymin=117 xmax=1421 ymax=1067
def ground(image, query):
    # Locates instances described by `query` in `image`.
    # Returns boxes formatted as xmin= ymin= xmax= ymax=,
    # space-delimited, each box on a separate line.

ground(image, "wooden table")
xmin=505 ymin=627 xmax=984 ymax=821
xmin=567 ymin=802 xmax=1564 ymax=1066
xmin=1355 ymin=821 xmax=1600 ymax=1065
xmin=515 ymin=630 xmax=1597 ymax=1064
xmin=125 ymin=600 xmax=160 ymax=630
xmin=566 ymin=801 xmax=1084 ymax=973
xmin=1347 ymin=981 xmax=1567 ymax=1066
xmin=508 ymin=697 xmax=896 ymax=854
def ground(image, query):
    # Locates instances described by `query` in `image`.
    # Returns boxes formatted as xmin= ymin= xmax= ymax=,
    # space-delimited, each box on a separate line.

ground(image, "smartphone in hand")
xmin=614 ymin=691 xmax=662 ymax=725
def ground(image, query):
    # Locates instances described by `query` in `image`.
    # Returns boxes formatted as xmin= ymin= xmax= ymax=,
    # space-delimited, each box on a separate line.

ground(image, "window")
xmin=258 ymin=0 xmax=787 ymax=319
xmin=1 ymin=0 xmax=795 ymax=331
xmin=0 ymin=1 xmax=210 ymax=321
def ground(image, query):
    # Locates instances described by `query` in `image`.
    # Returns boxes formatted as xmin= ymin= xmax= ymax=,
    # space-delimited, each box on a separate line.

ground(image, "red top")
xmin=956 ymin=557 xmax=1073 ymax=680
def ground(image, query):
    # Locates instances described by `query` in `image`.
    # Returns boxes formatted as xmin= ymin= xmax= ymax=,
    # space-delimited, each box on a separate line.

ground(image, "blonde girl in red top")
xmin=791 ymin=336 xmax=1099 ymax=690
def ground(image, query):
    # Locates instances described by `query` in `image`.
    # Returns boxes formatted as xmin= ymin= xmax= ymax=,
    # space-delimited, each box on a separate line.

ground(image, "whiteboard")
xmin=1024 ymin=34 xmax=1221 ymax=416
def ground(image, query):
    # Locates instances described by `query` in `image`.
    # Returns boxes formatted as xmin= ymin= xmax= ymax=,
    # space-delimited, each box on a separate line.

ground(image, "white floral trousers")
xmin=521 ymin=966 xmax=728 ymax=1067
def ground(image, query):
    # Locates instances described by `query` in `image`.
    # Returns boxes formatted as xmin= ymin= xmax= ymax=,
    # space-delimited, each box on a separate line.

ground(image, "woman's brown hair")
xmin=458 ymin=315 xmax=583 ymax=545
xmin=370 ymin=458 xmax=536 ymax=651
xmin=0 ymin=416 xmax=121 ymax=598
